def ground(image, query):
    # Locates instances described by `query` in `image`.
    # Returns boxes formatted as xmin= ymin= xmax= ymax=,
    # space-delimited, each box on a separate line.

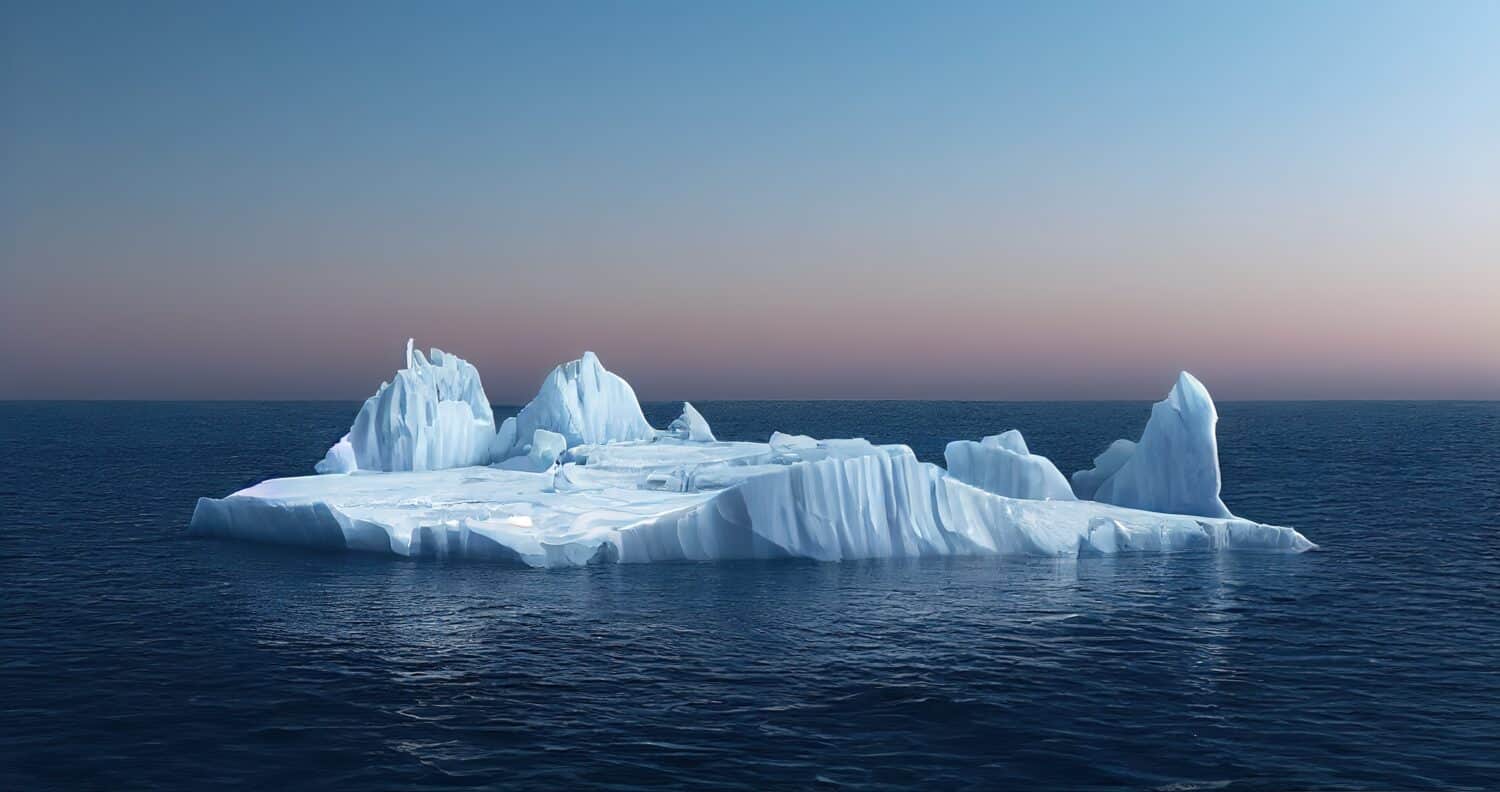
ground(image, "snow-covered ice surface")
xmin=193 ymin=359 xmax=1315 ymax=567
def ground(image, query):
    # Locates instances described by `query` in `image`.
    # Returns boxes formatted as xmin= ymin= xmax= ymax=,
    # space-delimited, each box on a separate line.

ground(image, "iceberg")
xmin=668 ymin=402 xmax=716 ymax=442
xmin=496 ymin=351 xmax=655 ymax=458
xmin=315 ymin=340 xmax=496 ymax=473
xmin=1074 ymin=372 xmax=1231 ymax=518
xmin=192 ymin=352 xmax=1314 ymax=567
xmin=944 ymin=430 xmax=1076 ymax=501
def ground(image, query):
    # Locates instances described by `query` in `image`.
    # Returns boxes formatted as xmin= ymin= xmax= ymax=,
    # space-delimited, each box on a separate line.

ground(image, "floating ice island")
xmin=190 ymin=341 xmax=1315 ymax=567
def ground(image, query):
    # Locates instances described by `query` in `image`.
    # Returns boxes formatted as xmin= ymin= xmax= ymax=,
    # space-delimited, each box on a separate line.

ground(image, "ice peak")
xmin=1167 ymin=371 xmax=1213 ymax=415
xmin=316 ymin=339 xmax=496 ymax=474
xmin=1075 ymin=371 xmax=1230 ymax=518
xmin=498 ymin=350 xmax=656 ymax=455
xmin=980 ymin=429 xmax=1030 ymax=455
xmin=669 ymin=402 xmax=716 ymax=442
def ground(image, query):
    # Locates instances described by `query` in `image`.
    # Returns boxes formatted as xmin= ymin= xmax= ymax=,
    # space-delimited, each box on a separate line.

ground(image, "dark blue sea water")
xmin=2 ymin=401 xmax=1497 ymax=790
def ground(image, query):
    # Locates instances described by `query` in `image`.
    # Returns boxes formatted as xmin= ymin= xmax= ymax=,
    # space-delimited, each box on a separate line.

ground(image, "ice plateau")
xmin=194 ymin=351 xmax=1314 ymax=567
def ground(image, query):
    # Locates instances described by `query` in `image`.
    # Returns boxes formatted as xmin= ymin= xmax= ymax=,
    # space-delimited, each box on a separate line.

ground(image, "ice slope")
xmin=192 ymin=441 xmax=1314 ymax=567
xmin=497 ymin=352 xmax=656 ymax=458
xmin=315 ymin=340 xmax=496 ymax=473
xmin=943 ymin=430 xmax=1076 ymax=501
xmin=1071 ymin=439 xmax=1136 ymax=500
xmin=558 ymin=438 xmax=776 ymax=493
xmin=1075 ymin=372 xmax=1232 ymax=518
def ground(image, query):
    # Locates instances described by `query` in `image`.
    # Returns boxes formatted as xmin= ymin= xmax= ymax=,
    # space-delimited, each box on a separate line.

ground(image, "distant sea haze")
xmin=2 ymin=330 xmax=1497 ymax=401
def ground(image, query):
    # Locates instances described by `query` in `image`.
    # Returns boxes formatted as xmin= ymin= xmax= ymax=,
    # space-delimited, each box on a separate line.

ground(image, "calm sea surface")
xmin=2 ymin=401 xmax=1497 ymax=790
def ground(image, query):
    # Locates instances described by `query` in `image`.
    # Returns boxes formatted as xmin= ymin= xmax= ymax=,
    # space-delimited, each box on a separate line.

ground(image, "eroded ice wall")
xmin=316 ymin=340 xmax=497 ymax=473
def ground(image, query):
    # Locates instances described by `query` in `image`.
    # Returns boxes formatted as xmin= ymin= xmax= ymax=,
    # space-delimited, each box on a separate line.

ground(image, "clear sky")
xmin=3 ymin=1 xmax=1497 ymax=401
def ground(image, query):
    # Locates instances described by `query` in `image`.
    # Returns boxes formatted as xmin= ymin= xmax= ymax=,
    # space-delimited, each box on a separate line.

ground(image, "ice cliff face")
xmin=944 ymin=430 xmax=1076 ymax=501
xmin=497 ymin=351 xmax=656 ymax=458
xmin=1074 ymin=372 xmax=1232 ymax=518
xmin=315 ymin=340 xmax=496 ymax=473
xmin=194 ymin=443 xmax=1313 ymax=568
xmin=620 ymin=446 xmax=1310 ymax=564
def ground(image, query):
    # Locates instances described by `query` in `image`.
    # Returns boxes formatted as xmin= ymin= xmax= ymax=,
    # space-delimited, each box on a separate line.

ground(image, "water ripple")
xmin=1 ymin=401 xmax=1497 ymax=789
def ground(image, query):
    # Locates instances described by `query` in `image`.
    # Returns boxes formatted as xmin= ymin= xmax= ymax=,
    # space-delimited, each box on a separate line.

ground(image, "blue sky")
xmin=3 ymin=1 xmax=1497 ymax=399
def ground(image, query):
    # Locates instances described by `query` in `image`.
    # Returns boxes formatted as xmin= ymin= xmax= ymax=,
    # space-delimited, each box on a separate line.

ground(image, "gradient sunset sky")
xmin=3 ymin=1 xmax=1497 ymax=401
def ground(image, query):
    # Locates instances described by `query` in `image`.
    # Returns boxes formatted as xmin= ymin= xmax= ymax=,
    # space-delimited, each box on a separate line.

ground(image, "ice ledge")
xmin=191 ymin=444 xmax=1314 ymax=568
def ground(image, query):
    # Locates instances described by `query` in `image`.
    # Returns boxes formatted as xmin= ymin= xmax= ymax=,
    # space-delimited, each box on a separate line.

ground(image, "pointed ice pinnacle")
xmin=1075 ymin=371 xmax=1232 ymax=518
xmin=316 ymin=339 xmax=496 ymax=473
xmin=496 ymin=351 xmax=656 ymax=459
xmin=668 ymin=402 xmax=716 ymax=442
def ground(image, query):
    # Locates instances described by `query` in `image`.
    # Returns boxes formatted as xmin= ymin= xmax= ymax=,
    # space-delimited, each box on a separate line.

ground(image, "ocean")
xmin=2 ymin=400 xmax=1497 ymax=790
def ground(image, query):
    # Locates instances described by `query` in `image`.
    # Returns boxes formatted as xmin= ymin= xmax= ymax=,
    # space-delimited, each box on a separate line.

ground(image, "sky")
xmin=3 ymin=1 xmax=1497 ymax=401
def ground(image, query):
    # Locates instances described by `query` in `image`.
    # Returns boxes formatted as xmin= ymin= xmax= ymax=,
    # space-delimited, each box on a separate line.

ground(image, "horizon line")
xmin=5 ymin=397 xmax=1497 ymax=405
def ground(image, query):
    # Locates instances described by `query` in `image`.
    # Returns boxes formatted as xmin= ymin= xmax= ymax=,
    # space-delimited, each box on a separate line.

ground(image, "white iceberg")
xmin=944 ymin=430 xmax=1076 ymax=501
xmin=668 ymin=402 xmax=716 ymax=442
xmin=193 ymin=354 xmax=1313 ymax=567
xmin=496 ymin=351 xmax=655 ymax=459
xmin=1074 ymin=372 xmax=1232 ymax=518
xmin=315 ymin=340 xmax=496 ymax=474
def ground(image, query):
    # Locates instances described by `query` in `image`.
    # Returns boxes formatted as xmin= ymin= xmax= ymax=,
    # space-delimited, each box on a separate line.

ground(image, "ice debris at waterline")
xmin=192 ymin=341 xmax=1316 ymax=567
